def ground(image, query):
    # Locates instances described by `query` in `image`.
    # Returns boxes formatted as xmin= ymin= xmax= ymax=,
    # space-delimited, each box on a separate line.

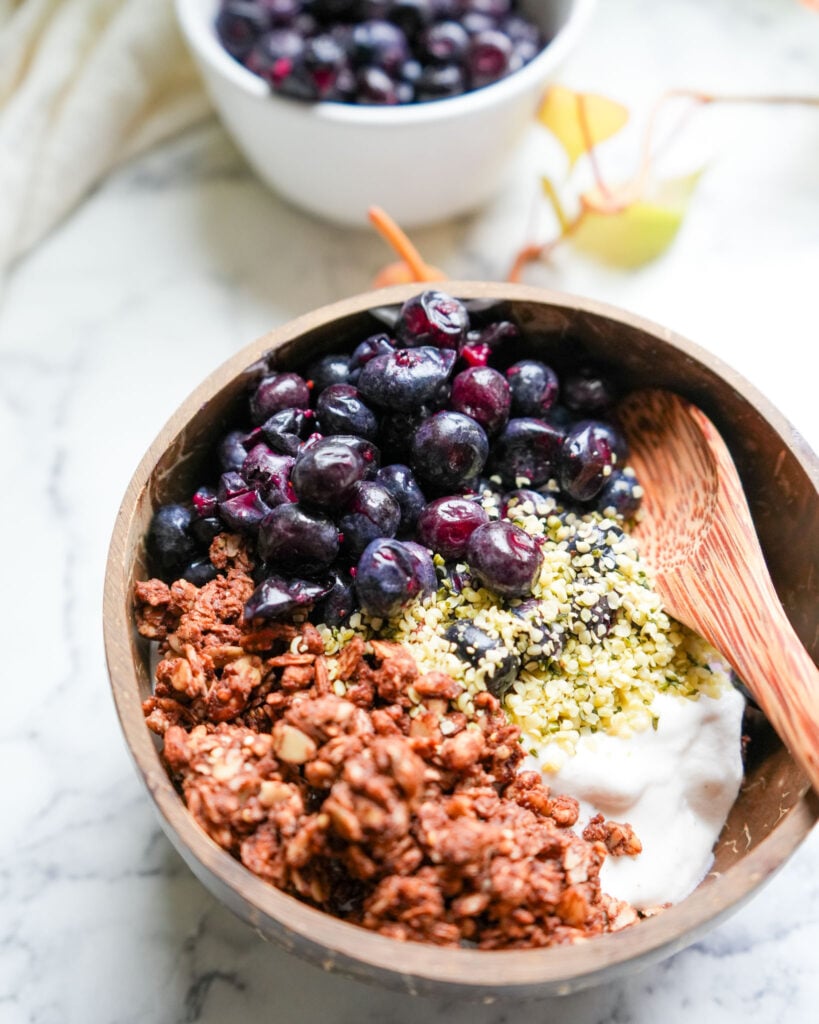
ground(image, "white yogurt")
xmin=526 ymin=688 xmax=745 ymax=909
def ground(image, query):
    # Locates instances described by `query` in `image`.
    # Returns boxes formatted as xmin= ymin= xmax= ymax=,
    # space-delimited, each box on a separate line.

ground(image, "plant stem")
xmin=368 ymin=206 xmax=437 ymax=282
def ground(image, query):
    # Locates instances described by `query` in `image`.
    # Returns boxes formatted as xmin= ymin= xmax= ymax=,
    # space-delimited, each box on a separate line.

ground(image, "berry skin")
xmin=148 ymin=504 xmax=196 ymax=573
xmin=291 ymin=436 xmax=367 ymax=508
xmin=375 ymin=463 xmax=427 ymax=534
xmin=357 ymin=346 xmax=456 ymax=410
xmin=395 ymin=290 xmax=469 ymax=350
xmin=450 ymin=366 xmax=511 ymax=435
xmin=411 ymin=411 xmax=489 ymax=492
xmin=316 ymin=384 xmax=379 ymax=441
xmin=444 ymin=621 xmax=520 ymax=698
xmin=506 ymin=360 xmax=560 ymax=418
xmin=466 ymin=520 xmax=543 ymax=598
xmin=415 ymin=496 xmax=488 ymax=560
xmin=338 ymin=480 xmax=401 ymax=558
xmin=559 ymin=419 xmax=618 ymax=502
xmin=356 ymin=538 xmax=422 ymax=617
xmin=257 ymin=502 xmax=339 ymax=576
xmin=245 ymin=574 xmax=332 ymax=622
xmin=307 ymin=353 xmax=351 ymax=393
xmin=250 ymin=372 xmax=310 ymax=424
xmin=490 ymin=418 xmax=564 ymax=489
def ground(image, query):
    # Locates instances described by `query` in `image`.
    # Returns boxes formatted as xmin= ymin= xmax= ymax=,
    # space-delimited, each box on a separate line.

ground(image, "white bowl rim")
xmin=175 ymin=0 xmax=597 ymax=126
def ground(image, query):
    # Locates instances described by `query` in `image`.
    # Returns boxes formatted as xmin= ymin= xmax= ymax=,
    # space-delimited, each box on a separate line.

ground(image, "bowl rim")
xmin=104 ymin=281 xmax=818 ymax=995
xmin=174 ymin=0 xmax=597 ymax=127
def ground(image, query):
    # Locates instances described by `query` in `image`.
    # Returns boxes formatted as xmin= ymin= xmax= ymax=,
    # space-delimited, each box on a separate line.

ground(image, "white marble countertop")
xmin=2 ymin=0 xmax=818 ymax=1021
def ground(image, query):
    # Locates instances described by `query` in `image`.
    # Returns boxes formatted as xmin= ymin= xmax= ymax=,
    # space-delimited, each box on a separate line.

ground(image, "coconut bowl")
xmin=104 ymin=282 xmax=818 ymax=1000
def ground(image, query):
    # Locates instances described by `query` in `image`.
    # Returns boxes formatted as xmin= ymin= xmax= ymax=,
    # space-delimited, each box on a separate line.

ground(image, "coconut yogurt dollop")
xmin=526 ymin=687 xmax=745 ymax=909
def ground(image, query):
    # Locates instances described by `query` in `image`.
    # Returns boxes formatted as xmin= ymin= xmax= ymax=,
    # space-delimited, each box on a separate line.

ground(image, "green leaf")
xmin=569 ymin=170 xmax=704 ymax=268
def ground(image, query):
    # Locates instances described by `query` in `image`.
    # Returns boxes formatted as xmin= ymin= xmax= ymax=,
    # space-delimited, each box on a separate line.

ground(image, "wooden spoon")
xmin=618 ymin=388 xmax=819 ymax=793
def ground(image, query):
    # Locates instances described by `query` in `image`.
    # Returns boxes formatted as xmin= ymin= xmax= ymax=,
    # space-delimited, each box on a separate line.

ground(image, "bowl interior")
xmin=106 ymin=282 xmax=818 ymax=999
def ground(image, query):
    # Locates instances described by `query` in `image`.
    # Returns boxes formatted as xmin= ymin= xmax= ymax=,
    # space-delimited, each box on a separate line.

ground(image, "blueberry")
xmin=501 ymin=488 xmax=553 ymax=519
xmin=351 ymin=19 xmax=409 ymax=72
xmin=148 ymin=504 xmax=196 ymax=573
xmin=490 ymin=418 xmax=564 ymax=488
xmin=594 ymin=469 xmax=643 ymax=518
xmin=569 ymin=590 xmax=617 ymax=641
xmin=559 ymin=419 xmax=618 ymax=502
xmin=401 ymin=540 xmax=438 ymax=598
xmin=466 ymin=520 xmax=542 ymax=598
xmin=192 ymin=486 xmax=218 ymax=518
xmin=241 ymin=444 xmax=296 ymax=506
xmin=562 ymin=366 xmax=617 ymax=414
xmin=411 ymin=411 xmax=489 ymax=491
xmin=316 ymin=384 xmax=379 ymax=441
xmin=378 ymin=407 xmax=430 ymax=462
xmin=191 ymin=515 xmax=223 ymax=547
xmin=215 ymin=1 xmax=270 ymax=59
xmin=250 ymin=373 xmax=310 ymax=424
xmin=246 ymin=28 xmax=305 ymax=84
xmin=181 ymin=558 xmax=219 ymax=587
xmin=291 ymin=436 xmax=367 ymax=508
xmin=299 ymin=33 xmax=349 ymax=99
xmin=311 ymin=569 xmax=357 ymax=627
xmin=355 ymin=538 xmax=423 ymax=617
xmin=218 ymin=489 xmax=272 ymax=533
xmin=416 ymin=496 xmax=489 ymax=560
xmin=357 ymin=346 xmax=456 ymax=410
xmin=444 ymin=621 xmax=520 ymax=698
xmin=258 ymin=502 xmax=339 ymax=576
xmin=395 ymin=290 xmax=469 ymax=350
xmin=512 ymin=599 xmax=564 ymax=661
xmin=348 ymin=333 xmax=394 ymax=381
xmin=567 ymin=521 xmax=628 ymax=575
xmin=505 ymin=360 xmax=559 ymax=418
xmin=261 ymin=408 xmax=314 ymax=455
xmin=467 ymin=28 xmax=513 ymax=88
xmin=244 ymin=574 xmax=332 ymax=623
xmin=375 ymin=463 xmax=426 ymax=534
xmin=416 ymin=61 xmax=465 ymax=99
xmin=339 ymin=480 xmax=401 ymax=558
xmin=419 ymin=20 xmax=470 ymax=63
xmin=355 ymin=66 xmax=400 ymax=103
xmin=322 ymin=433 xmax=380 ymax=476
xmin=450 ymin=366 xmax=511 ymax=435
xmin=217 ymin=471 xmax=249 ymax=502
xmin=218 ymin=429 xmax=249 ymax=473
xmin=306 ymin=353 xmax=351 ymax=392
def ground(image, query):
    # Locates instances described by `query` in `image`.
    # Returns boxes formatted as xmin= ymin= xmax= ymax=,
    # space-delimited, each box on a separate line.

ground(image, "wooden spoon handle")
xmin=669 ymin=404 xmax=819 ymax=793
xmin=680 ymin=539 xmax=819 ymax=794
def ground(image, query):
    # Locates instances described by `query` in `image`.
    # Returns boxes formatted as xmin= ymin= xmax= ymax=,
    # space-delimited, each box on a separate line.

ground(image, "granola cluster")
xmin=135 ymin=535 xmax=639 ymax=948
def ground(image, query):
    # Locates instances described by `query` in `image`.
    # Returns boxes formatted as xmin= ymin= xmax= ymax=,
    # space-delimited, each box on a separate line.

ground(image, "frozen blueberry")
xmin=490 ymin=418 xmax=564 ymax=488
xmin=416 ymin=496 xmax=489 ymax=560
xmin=355 ymin=538 xmax=423 ymax=618
xmin=244 ymin=574 xmax=332 ymax=622
xmin=357 ymin=346 xmax=456 ymax=410
xmin=148 ymin=504 xmax=196 ymax=573
xmin=411 ymin=411 xmax=489 ymax=491
xmin=375 ymin=463 xmax=427 ymax=534
xmin=316 ymin=384 xmax=379 ymax=441
xmin=292 ymin=436 xmax=367 ymax=508
xmin=258 ymin=502 xmax=339 ymax=576
xmin=444 ymin=621 xmax=520 ymax=698
xmin=466 ymin=520 xmax=543 ymax=598
xmin=250 ymin=372 xmax=310 ymax=424
xmin=339 ymin=480 xmax=401 ymax=558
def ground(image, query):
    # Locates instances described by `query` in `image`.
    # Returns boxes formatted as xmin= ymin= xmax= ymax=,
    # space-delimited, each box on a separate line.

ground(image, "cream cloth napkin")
xmin=0 ymin=0 xmax=211 ymax=271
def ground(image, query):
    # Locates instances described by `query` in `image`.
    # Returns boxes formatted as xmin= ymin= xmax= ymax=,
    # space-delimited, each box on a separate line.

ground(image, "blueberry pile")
xmin=215 ymin=0 xmax=546 ymax=105
xmin=147 ymin=289 xmax=642 ymax=629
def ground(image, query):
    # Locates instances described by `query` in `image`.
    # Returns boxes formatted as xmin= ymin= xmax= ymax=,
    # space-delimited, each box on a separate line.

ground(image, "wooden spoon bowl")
xmin=104 ymin=282 xmax=819 ymax=999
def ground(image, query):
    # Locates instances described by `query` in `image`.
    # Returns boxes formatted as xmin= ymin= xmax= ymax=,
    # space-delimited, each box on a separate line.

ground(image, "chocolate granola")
xmin=136 ymin=534 xmax=640 ymax=948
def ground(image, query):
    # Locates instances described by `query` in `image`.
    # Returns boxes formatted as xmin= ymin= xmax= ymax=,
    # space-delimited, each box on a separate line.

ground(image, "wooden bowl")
xmin=104 ymin=282 xmax=818 ymax=1000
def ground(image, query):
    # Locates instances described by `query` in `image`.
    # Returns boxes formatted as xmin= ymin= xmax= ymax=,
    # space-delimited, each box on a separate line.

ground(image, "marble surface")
xmin=2 ymin=0 xmax=818 ymax=1021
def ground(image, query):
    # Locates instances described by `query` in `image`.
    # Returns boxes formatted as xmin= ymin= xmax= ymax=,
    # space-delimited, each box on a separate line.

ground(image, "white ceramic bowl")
xmin=175 ymin=0 xmax=595 ymax=227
